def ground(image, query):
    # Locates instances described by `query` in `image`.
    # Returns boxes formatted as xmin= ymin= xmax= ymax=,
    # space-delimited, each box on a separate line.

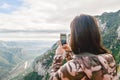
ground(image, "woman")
xmin=50 ymin=14 xmax=118 ymax=80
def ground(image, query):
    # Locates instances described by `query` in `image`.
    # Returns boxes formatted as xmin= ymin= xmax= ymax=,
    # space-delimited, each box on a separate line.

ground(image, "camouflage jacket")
xmin=50 ymin=53 xmax=118 ymax=80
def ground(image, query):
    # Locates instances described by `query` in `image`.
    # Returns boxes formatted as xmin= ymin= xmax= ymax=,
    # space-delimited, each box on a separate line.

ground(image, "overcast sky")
xmin=0 ymin=0 xmax=120 ymax=41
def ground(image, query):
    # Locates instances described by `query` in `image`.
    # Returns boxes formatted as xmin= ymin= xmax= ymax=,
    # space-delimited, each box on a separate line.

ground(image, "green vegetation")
xmin=24 ymin=72 xmax=43 ymax=80
xmin=97 ymin=10 xmax=120 ymax=63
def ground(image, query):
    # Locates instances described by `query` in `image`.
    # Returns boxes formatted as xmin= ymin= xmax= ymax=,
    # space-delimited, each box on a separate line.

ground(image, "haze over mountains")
xmin=0 ymin=40 xmax=53 ymax=80
xmin=0 ymin=29 xmax=69 ymax=41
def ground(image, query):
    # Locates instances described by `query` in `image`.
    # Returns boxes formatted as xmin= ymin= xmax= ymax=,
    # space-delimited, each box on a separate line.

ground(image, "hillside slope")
xmin=0 ymin=41 xmax=50 ymax=80
xmin=24 ymin=42 xmax=58 ymax=80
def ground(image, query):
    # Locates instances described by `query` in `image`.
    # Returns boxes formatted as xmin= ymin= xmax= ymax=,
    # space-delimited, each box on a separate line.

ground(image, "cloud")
xmin=0 ymin=0 xmax=120 ymax=29
xmin=0 ymin=0 xmax=120 ymax=41
xmin=0 ymin=0 xmax=120 ymax=31
xmin=0 ymin=0 xmax=68 ymax=31
xmin=0 ymin=3 xmax=11 ymax=9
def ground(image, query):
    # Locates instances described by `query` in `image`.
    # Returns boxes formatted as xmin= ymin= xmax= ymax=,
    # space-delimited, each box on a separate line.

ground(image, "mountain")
xmin=23 ymin=10 xmax=120 ymax=80
xmin=23 ymin=42 xmax=58 ymax=80
xmin=96 ymin=10 xmax=120 ymax=63
xmin=0 ymin=41 xmax=23 ymax=80
xmin=0 ymin=41 xmax=51 ymax=80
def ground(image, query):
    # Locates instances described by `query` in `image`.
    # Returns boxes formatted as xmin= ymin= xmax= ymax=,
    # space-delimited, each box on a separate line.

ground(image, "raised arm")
xmin=50 ymin=42 xmax=73 ymax=80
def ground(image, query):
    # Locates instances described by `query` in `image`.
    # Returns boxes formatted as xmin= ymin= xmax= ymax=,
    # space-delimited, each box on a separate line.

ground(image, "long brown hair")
xmin=70 ymin=14 xmax=110 ymax=55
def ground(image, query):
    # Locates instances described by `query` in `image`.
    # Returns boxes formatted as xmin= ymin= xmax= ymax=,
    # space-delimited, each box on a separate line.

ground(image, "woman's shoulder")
xmin=63 ymin=53 xmax=116 ymax=69
xmin=63 ymin=53 xmax=117 ymax=78
xmin=69 ymin=53 xmax=116 ymax=68
xmin=57 ymin=53 xmax=117 ymax=80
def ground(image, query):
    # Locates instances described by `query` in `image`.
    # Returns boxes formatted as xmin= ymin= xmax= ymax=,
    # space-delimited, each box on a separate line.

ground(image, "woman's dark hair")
xmin=70 ymin=14 xmax=110 ymax=55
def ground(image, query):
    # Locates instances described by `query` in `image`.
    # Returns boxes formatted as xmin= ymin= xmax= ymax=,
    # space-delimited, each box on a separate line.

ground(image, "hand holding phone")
xmin=60 ymin=33 xmax=67 ymax=45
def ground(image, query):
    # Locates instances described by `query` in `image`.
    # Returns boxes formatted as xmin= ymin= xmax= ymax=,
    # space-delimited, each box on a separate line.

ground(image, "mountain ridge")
xmin=0 ymin=41 xmax=51 ymax=80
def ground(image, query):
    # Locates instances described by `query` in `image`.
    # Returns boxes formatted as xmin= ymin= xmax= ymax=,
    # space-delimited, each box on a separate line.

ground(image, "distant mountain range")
xmin=23 ymin=10 xmax=120 ymax=80
xmin=0 ymin=29 xmax=68 ymax=33
xmin=0 ymin=41 xmax=51 ymax=80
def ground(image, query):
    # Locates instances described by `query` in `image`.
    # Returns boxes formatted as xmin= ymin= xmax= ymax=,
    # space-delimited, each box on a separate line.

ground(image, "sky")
xmin=0 ymin=0 xmax=120 ymax=41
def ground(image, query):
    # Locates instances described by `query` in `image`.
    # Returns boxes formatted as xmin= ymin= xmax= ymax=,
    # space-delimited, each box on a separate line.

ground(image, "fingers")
xmin=57 ymin=41 xmax=71 ymax=51
xmin=62 ymin=44 xmax=69 ymax=48
xmin=62 ymin=44 xmax=71 ymax=51
xmin=58 ymin=40 xmax=62 ymax=47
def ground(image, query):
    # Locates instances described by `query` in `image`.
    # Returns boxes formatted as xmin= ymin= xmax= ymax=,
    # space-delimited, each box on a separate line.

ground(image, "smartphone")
xmin=60 ymin=33 xmax=67 ymax=45
xmin=68 ymin=34 xmax=70 ymax=43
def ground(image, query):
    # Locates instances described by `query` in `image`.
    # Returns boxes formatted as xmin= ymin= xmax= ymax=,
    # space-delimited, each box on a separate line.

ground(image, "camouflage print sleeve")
xmin=51 ymin=55 xmax=63 ymax=73
xmin=49 ymin=54 xmax=63 ymax=80
xmin=50 ymin=53 xmax=118 ymax=80
xmin=50 ymin=60 xmax=86 ymax=80
xmin=65 ymin=51 xmax=73 ymax=61
xmin=51 ymin=51 xmax=73 ymax=73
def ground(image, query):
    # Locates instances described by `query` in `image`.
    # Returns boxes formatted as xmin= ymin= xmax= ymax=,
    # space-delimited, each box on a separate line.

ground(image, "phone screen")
xmin=68 ymin=34 xmax=70 ymax=43
xmin=60 ymin=34 xmax=66 ymax=45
